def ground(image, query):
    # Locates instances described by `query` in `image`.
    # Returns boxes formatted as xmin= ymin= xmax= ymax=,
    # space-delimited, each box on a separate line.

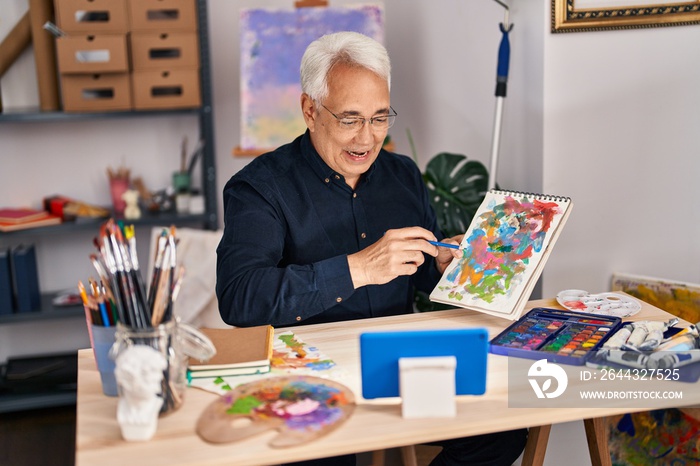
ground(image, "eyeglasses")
xmin=320 ymin=104 xmax=397 ymax=132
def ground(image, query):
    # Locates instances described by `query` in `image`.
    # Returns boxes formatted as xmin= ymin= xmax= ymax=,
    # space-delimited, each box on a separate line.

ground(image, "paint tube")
xmin=604 ymin=325 xmax=632 ymax=348
xmin=647 ymin=350 xmax=700 ymax=370
xmin=638 ymin=328 xmax=664 ymax=351
xmin=627 ymin=321 xmax=666 ymax=348
xmin=604 ymin=349 xmax=649 ymax=369
xmin=662 ymin=324 xmax=699 ymax=344
xmin=655 ymin=334 xmax=699 ymax=352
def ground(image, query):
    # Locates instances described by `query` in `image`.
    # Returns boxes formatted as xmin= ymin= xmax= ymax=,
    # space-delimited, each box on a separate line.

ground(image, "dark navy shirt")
xmin=216 ymin=131 xmax=444 ymax=327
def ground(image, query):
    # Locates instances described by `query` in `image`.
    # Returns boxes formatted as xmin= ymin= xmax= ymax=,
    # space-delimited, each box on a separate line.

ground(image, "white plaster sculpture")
xmin=122 ymin=189 xmax=141 ymax=220
xmin=114 ymin=345 xmax=167 ymax=441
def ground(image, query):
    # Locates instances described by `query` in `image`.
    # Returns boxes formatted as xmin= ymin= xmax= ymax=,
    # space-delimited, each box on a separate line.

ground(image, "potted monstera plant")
xmin=422 ymin=152 xmax=490 ymax=238
xmin=407 ymin=134 xmax=491 ymax=311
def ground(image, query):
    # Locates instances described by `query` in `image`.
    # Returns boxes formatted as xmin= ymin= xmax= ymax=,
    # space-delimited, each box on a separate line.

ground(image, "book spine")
xmin=0 ymin=248 xmax=13 ymax=315
xmin=11 ymin=244 xmax=41 ymax=313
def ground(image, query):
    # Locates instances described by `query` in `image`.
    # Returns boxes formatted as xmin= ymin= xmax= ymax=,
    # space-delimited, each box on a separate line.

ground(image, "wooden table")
xmin=75 ymin=299 xmax=700 ymax=466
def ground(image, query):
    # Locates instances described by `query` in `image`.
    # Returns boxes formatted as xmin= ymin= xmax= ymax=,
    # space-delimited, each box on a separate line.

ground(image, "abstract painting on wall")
xmin=239 ymin=5 xmax=384 ymax=153
xmin=611 ymin=273 xmax=700 ymax=324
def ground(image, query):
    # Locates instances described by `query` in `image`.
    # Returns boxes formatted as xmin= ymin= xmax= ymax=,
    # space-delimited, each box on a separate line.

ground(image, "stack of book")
xmin=0 ymin=208 xmax=61 ymax=232
xmin=1 ymin=244 xmax=41 ymax=315
xmin=188 ymin=325 xmax=274 ymax=379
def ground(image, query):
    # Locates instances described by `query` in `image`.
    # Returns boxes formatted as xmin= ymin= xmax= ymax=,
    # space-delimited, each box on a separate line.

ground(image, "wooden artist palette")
xmin=196 ymin=375 xmax=355 ymax=448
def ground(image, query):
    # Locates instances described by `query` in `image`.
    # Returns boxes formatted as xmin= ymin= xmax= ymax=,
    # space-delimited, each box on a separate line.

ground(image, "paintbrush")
xmin=89 ymin=279 xmax=111 ymax=327
xmin=88 ymin=252 xmax=120 ymax=324
xmin=105 ymin=221 xmax=143 ymax=327
xmin=98 ymin=229 xmax=128 ymax=325
xmin=112 ymin=223 xmax=148 ymax=328
xmin=150 ymin=247 xmax=172 ymax=326
xmin=123 ymin=225 xmax=150 ymax=323
xmin=186 ymin=139 xmax=205 ymax=177
xmin=148 ymin=229 xmax=168 ymax=312
xmin=163 ymin=226 xmax=178 ymax=323
xmin=89 ymin=253 xmax=116 ymax=302
xmin=180 ymin=136 xmax=188 ymax=173
xmin=170 ymin=266 xmax=186 ymax=304
xmin=80 ymin=280 xmax=101 ymax=325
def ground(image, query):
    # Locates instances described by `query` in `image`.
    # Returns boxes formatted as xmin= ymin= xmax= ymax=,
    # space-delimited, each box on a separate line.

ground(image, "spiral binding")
xmin=490 ymin=188 xmax=571 ymax=203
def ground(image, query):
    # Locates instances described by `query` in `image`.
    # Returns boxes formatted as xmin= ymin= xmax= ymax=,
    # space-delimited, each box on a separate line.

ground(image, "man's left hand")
xmin=435 ymin=235 xmax=463 ymax=274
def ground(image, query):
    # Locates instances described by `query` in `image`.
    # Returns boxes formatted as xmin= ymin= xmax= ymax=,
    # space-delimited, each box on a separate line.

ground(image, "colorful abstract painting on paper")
xmin=611 ymin=273 xmax=700 ymax=324
xmin=189 ymin=331 xmax=345 ymax=396
xmin=430 ymin=190 xmax=571 ymax=317
xmin=607 ymin=410 xmax=700 ymax=465
xmin=239 ymin=5 xmax=384 ymax=151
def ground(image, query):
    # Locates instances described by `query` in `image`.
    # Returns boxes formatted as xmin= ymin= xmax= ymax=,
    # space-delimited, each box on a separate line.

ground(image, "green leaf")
xmin=423 ymin=152 xmax=489 ymax=238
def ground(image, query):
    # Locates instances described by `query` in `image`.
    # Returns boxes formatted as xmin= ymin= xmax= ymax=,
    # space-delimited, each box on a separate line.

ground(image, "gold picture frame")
xmin=552 ymin=0 xmax=700 ymax=33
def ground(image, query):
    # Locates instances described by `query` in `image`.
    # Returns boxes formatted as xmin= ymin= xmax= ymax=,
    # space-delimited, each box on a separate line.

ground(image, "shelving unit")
xmin=0 ymin=0 xmax=217 ymax=309
xmin=0 ymin=0 xmax=217 ymax=410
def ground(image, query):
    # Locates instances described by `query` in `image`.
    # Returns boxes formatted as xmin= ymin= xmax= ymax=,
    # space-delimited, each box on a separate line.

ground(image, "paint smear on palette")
xmin=444 ymin=196 xmax=561 ymax=303
xmin=197 ymin=375 xmax=355 ymax=448
xmin=189 ymin=332 xmax=345 ymax=397
xmin=608 ymin=409 xmax=700 ymax=465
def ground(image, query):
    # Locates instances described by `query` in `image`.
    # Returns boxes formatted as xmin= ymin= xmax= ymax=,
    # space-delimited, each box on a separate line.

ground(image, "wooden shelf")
xmin=0 ymin=2 xmax=218 ymax=414
xmin=0 ymin=107 xmax=199 ymax=123
xmin=0 ymin=352 xmax=77 ymax=413
xmin=0 ymin=211 xmax=209 ymax=238
xmin=0 ymin=388 xmax=76 ymax=413
xmin=0 ymin=293 xmax=84 ymax=325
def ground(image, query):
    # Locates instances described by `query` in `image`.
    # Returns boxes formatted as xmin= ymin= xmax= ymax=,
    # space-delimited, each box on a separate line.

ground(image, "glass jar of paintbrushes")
xmin=111 ymin=318 xmax=214 ymax=414
xmin=82 ymin=219 xmax=214 ymax=414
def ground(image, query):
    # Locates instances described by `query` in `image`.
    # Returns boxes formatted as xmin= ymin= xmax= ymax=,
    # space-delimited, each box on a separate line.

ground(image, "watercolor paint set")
xmin=489 ymin=308 xmax=623 ymax=365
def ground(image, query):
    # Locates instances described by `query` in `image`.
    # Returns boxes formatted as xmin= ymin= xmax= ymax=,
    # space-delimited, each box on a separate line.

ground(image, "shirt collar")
xmin=300 ymin=130 xmax=378 ymax=188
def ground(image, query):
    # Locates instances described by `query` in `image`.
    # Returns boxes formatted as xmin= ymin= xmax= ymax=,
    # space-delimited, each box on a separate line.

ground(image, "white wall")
xmin=541 ymin=10 xmax=700 ymax=297
xmin=539 ymin=19 xmax=700 ymax=465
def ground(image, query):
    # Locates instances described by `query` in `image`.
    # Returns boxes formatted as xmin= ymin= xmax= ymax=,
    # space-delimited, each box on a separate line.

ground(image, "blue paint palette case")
xmin=489 ymin=308 xmax=622 ymax=365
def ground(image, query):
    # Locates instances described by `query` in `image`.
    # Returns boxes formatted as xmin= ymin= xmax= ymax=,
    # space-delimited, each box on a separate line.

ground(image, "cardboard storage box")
xmin=61 ymin=73 xmax=132 ymax=112
xmin=56 ymin=35 xmax=129 ymax=74
xmin=128 ymin=0 xmax=197 ymax=31
xmin=131 ymin=69 xmax=200 ymax=110
xmin=130 ymin=32 xmax=199 ymax=70
xmin=55 ymin=0 xmax=129 ymax=34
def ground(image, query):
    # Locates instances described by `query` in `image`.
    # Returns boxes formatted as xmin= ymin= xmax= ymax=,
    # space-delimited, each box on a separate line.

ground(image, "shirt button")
xmin=296 ymin=316 xmax=302 ymax=321
xmin=324 ymin=178 xmax=330 ymax=183
xmin=334 ymin=174 xmax=340 ymax=180
xmin=353 ymin=193 xmax=357 ymax=198
xmin=336 ymin=297 xmax=342 ymax=303
xmin=360 ymin=232 xmax=366 ymax=239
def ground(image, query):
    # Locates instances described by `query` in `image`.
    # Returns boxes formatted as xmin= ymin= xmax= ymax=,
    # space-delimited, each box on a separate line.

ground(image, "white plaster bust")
xmin=114 ymin=345 xmax=167 ymax=441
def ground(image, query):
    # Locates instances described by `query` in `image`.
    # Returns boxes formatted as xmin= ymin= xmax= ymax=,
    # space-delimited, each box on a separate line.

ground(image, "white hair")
xmin=300 ymin=31 xmax=391 ymax=103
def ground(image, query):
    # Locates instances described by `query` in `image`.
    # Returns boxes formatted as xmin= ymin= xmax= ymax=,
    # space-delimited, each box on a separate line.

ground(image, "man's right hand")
xmin=347 ymin=227 xmax=439 ymax=289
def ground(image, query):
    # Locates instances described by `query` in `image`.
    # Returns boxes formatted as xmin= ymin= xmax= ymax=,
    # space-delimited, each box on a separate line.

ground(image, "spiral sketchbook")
xmin=429 ymin=189 xmax=573 ymax=320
